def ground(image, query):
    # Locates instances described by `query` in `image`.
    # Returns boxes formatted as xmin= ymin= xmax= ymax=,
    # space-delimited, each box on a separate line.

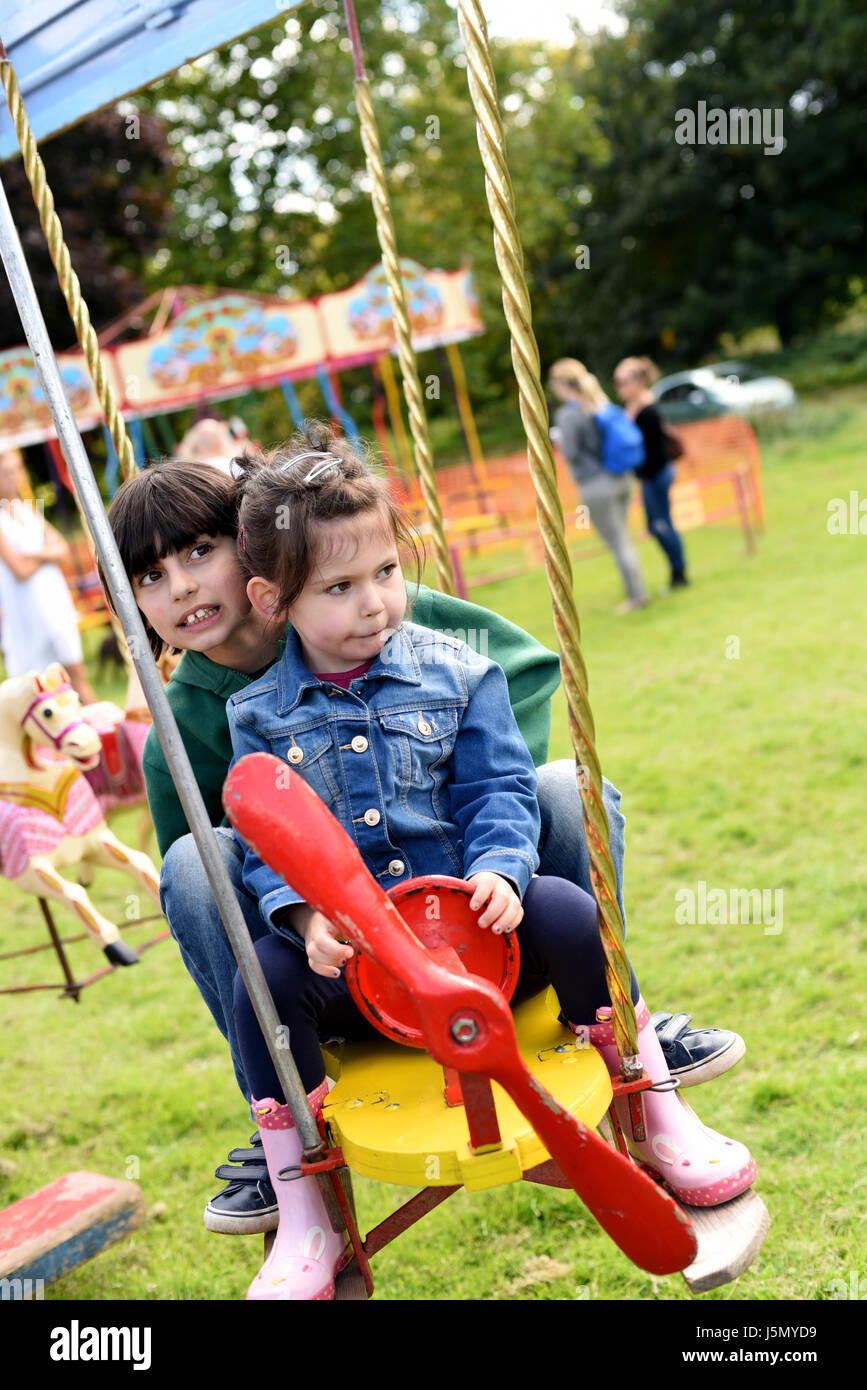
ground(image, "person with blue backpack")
xmin=615 ymin=356 xmax=689 ymax=591
xmin=548 ymin=358 xmax=649 ymax=614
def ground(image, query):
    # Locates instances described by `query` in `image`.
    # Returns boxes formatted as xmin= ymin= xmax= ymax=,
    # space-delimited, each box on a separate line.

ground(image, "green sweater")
xmin=142 ymin=584 xmax=562 ymax=858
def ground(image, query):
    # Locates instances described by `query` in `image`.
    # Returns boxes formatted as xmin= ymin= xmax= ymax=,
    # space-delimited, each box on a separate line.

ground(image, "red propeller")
xmin=223 ymin=754 xmax=697 ymax=1276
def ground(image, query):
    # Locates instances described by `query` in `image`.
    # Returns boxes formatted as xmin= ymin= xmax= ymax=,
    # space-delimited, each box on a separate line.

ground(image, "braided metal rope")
xmin=352 ymin=75 xmax=456 ymax=596
xmin=0 ymin=59 xmax=136 ymax=483
xmin=457 ymin=0 xmax=639 ymax=1066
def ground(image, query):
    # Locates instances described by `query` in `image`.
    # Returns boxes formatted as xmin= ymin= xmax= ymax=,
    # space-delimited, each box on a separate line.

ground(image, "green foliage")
xmin=6 ymin=0 xmax=865 ymax=460
xmin=131 ymin=0 xmax=605 ymax=417
xmin=0 ymin=110 xmax=174 ymax=353
xmin=118 ymin=0 xmax=867 ymax=424
xmin=552 ymin=0 xmax=867 ymax=368
xmin=736 ymin=321 xmax=867 ymax=396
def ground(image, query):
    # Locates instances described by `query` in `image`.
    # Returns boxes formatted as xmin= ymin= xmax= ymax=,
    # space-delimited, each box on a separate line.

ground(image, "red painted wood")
xmin=223 ymin=755 xmax=698 ymax=1276
xmin=0 ymin=1172 xmax=145 ymax=1277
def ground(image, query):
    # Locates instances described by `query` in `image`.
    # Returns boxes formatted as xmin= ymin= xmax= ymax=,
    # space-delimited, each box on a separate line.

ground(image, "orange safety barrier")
xmin=401 ymin=415 xmax=763 ymax=595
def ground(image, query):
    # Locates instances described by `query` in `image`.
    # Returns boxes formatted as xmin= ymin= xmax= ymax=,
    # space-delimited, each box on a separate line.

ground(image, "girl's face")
xmin=132 ymin=533 xmax=257 ymax=667
xmin=249 ymin=512 xmax=407 ymax=673
xmin=614 ymin=366 xmax=643 ymax=405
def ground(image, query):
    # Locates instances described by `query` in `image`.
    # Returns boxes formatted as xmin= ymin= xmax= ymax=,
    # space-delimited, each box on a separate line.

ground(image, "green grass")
xmin=1 ymin=387 xmax=865 ymax=1302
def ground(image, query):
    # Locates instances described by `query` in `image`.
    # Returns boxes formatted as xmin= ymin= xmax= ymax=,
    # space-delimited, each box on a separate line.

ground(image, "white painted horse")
xmin=0 ymin=663 xmax=162 ymax=966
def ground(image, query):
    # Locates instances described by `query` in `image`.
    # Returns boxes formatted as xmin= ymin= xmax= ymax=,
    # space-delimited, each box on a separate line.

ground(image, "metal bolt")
xmin=451 ymin=1015 xmax=479 ymax=1043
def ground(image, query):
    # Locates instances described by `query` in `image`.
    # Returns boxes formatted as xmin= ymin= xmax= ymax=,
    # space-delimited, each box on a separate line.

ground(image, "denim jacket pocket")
xmin=274 ymin=728 xmax=343 ymax=814
xmin=378 ymin=707 xmax=460 ymax=789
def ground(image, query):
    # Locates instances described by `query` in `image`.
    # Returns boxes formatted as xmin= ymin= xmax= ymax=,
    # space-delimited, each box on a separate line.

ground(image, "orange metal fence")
xmin=400 ymin=414 xmax=763 ymax=594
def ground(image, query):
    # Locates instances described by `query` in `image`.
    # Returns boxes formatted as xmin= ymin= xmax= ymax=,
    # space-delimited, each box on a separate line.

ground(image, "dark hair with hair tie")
xmin=234 ymin=420 xmax=422 ymax=620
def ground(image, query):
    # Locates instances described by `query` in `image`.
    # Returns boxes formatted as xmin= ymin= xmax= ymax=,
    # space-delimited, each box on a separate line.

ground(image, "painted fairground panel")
xmin=0 ymin=346 xmax=102 ymax=448
xmin=0 ymin=0 xmax=306 ymax=161
xmin=0 ymin=265 xmax=484 ymax=436
xmin=113 ymin=292 xmax=328 ymax=412
xmin=318 ymin=260 xmax=485 ymax=370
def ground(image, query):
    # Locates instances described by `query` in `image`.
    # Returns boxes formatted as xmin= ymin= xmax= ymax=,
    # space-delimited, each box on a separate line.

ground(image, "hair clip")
xmin=304 ymin=456 xmax=341 ymax=483
xmin=279 ymin=451 xmax=342 ymax=484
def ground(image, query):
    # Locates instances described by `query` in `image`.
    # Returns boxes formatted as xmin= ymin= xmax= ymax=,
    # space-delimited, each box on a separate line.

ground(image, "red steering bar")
xmin=223 ymin=755 xmax=697 ymax=1276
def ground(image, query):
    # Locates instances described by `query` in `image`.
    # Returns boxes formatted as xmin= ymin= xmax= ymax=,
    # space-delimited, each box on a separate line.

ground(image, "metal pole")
xmin=0 ymin=168 xmax=333 ymax=1180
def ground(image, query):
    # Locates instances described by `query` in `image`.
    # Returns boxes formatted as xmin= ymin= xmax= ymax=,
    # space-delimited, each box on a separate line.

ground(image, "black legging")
xmin=233 ymin=875 xmax=640 ymax=1100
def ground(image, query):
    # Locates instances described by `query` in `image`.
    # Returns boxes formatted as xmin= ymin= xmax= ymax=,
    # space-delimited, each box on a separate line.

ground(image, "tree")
xmin=0 ymin=109 xmax=174 ymax=353
xmin=130 ymin=0 xmax=605 ymax=415
xmin=546 ymin=0 xmax=867 ymax=369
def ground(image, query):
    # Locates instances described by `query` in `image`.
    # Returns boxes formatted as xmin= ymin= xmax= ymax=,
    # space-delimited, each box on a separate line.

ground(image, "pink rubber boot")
xmin=576 ymin=1000 xmax=757 ymax=1207
xmin=248 ymin=1082 xmax=350 ymax=1301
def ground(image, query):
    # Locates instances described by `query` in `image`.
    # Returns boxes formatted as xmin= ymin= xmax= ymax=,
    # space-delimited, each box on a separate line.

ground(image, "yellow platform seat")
xmin=321 ymin=989 xmax=612 ymax=1192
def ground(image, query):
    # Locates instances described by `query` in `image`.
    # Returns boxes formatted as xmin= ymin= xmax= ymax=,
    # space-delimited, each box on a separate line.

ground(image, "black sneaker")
xmin=652 ymin=1012 xmax=745 ymax=1088
xmin=203 ymin=1132 xmax=279 ymax=1234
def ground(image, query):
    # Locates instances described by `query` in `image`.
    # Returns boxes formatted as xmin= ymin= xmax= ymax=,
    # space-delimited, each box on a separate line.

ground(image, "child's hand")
xmin=465 ymin=871 xmax=524 ymax=935
xmin=290 ymin=905 xmax=354 ymax=978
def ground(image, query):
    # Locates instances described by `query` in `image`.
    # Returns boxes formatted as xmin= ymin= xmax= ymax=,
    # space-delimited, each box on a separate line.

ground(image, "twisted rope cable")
xmin=0 ymin=58 xmax=137 ymax=484
xmin=457 ymin=0 xmax=638 ymax=1067
xmin=352 ymin=74 xmax=456 ymax=596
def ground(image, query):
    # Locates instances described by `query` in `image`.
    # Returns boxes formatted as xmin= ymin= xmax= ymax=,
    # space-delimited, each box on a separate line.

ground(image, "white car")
xmin=652 ymin=361 xmax=797 ymax=421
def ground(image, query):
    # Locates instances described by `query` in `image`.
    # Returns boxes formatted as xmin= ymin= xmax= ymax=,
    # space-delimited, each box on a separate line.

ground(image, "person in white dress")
xmin=0 ymin=449 xmax=95 ymax=703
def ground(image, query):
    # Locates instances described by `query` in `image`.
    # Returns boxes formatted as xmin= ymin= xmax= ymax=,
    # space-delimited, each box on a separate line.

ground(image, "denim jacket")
xmin=227 ymin=620 xmax=541 ymax=939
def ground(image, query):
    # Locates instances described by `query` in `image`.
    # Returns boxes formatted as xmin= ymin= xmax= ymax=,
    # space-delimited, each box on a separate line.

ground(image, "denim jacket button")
xmin=417 ymin=717 xmax=431 ymax=735
xmin=387 ymin=859 xmax=405 ymax=876
xmin=351 ymin=736 xmax=369 ymax=753
xmin=287 ymin=747 xmax=304 ymax=764
xmin=363 ymin=808 xmax=381 ymax=826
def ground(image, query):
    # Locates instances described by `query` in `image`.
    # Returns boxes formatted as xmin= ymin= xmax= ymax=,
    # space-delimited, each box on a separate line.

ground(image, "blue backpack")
xmin=593 ymin=402 xmax=646 ymax=475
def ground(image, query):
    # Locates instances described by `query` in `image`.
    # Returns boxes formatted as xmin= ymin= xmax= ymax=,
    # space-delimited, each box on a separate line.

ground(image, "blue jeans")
xmin=160 ymin=766 xmax=628 ymax=1105
xmin=641 ymin=463 xmax=686 ymax=575
xmin=160 ymin=828 xmax=269 ymax=1103
xmin=536 ymin=762 xmax=627 ymax=930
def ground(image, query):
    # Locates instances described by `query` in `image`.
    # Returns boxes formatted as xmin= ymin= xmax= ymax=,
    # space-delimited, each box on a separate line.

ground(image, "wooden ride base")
xmin=681 ymin=1189 xmax=770 ymax=1293
xmin=314 ymin=989 xmax=768 ymax=1296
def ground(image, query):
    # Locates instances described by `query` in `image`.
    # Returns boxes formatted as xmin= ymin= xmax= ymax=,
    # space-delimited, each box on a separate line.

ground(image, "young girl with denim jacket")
xmin=226 ymin=428 xmax=757 ymax=1302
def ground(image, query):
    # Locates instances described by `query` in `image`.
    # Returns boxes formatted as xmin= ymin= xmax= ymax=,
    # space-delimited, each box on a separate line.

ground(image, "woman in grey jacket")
xmin=549 ymin=359 xmax=648 ymax=614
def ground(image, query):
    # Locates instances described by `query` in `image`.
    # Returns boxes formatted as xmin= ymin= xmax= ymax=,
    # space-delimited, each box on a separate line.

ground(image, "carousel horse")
xmin=0 ymin=663 xmax=162 ymax=966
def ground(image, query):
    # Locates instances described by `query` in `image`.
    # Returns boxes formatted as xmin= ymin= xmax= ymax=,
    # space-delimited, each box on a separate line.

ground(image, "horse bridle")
xmin=19 ymin=682 xmax=88 ymax=750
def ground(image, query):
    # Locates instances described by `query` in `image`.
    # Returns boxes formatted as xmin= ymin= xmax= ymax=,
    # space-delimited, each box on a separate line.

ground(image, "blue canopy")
xmin=0 ymin=0 xmax=305 ymax=161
